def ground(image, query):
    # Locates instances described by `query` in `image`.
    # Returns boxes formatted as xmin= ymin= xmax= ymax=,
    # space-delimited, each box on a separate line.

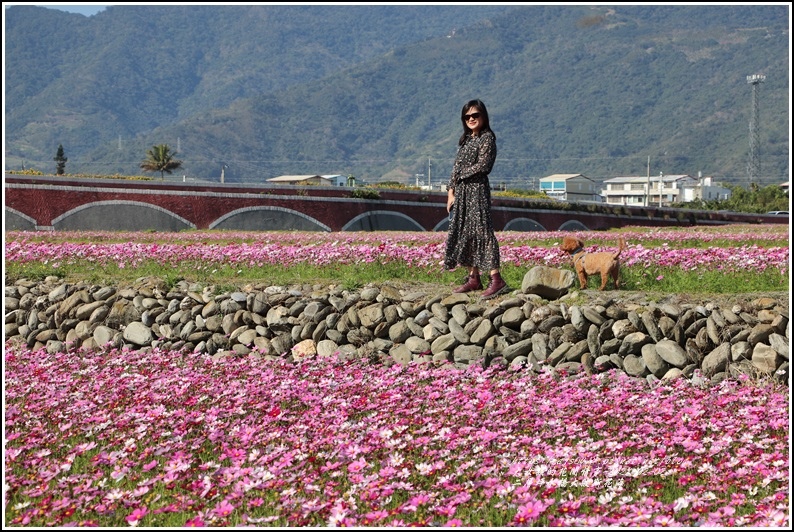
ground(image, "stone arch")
xmin=559 ymin=219 xmax=590 ymax=231
xmin=52 ymin=201 xmax=194 ymax=231
xmin=504 ymin=217 xmax=547 ymax=231
xmin=342 ymin=211 xmax=424 ymax=231
xmin=4 ymin=207 xmax=38 ymax=231
xmin=211 ymin=206 xmax=330 ymax=231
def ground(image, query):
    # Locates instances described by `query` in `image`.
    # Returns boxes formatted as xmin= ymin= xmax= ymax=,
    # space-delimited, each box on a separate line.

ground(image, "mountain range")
xmin=3 ymin=4 xmax=790 ymax=188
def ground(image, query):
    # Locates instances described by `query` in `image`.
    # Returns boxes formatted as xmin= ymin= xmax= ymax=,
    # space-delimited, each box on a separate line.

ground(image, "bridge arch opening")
xmin=559 ymin=220 xmax=590 ymax=231
xmin=4 ymin=207 xmax=38 ymax=231
xmin=211 ymin=206 xmax=330 ymax=232
xmin=504 ymin=217 xmax=547 ymax=232
xmin=343 ymin=211 xmax=424 ymax=231
xmin=52 ymin=201 xmax=194 ymax=231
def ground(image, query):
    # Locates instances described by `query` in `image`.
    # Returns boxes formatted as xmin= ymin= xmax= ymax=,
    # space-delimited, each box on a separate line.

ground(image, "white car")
xmin=766 ymin=211 xmax=788 ymax=215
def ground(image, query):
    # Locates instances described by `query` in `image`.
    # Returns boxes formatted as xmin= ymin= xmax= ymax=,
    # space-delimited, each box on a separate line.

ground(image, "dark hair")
xmin=459 ymin=99 xmax=494 ymax=146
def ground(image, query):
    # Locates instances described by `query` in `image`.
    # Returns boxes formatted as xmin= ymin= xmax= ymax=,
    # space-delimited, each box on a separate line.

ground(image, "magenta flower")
xmin=125 ymin=506 xmax=148 ymax=526
xmin=514 ymin=499 xmax=548 ymax=523
xmin=213 ymin=500 xmax=235 ymax=518
xmin=185 ymin=516 xmax=205 ymax=527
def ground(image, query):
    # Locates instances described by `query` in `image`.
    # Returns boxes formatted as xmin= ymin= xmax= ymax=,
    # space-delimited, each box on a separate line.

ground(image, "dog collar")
xmin=567 ymin=246 xmax=584 ymax=256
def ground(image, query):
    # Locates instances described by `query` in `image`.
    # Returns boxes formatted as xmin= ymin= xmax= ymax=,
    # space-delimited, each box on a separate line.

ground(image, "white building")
xmin=680 ymin=175 xmax=732 ymax=202
xmin=267 ymin=174 xmax=355 ymax=186
xmin=267 ymin=175 xmax=331 ymax=186
xmin=322 ymin=174 xmax=354 ymax=187
xmin=538 ymin=174 xmax=601 ymax=202
xmin=601 ymin=174 xmax=699 ymax=207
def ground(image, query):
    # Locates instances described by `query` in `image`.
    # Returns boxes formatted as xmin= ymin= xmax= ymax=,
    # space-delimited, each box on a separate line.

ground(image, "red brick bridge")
xmin=4 ymin=175 xmax=783 ymax=232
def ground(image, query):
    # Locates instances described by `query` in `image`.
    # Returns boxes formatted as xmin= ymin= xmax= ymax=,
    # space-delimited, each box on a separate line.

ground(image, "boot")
xmin=480 ymin=272 xmax=507 ymax=300
xmin=453 ymin=273 xmax=483 ymax=293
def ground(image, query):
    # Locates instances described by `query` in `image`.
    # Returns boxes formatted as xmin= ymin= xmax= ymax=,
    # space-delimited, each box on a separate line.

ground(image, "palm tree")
xmin=140 ymin=144 xmax=183 ymax=180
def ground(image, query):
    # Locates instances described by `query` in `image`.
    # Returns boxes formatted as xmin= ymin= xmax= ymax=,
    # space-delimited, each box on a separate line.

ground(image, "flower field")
xmin=4 ymin=227 xmax=790 ymax=274
xmin=4 ymin=225 xmax=791 ymax=527
xmin=4 ymin=350 xmax=790 ymax=527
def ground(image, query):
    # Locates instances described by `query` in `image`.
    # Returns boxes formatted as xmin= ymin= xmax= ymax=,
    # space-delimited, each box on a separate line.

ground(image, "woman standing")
xmin=444 ymin=99 xmax=507 ymax=299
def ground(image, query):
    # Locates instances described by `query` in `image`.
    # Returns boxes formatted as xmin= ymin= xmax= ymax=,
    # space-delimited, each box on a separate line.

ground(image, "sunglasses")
xmin=464 ymin=112 xmax=481 ymax=121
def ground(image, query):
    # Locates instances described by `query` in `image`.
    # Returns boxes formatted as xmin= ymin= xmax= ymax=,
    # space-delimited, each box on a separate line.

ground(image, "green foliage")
xmin=493 ymin=189 xmax=549 ymax=199
xmin=351 ymin=188 xmax=381 ymax=200
xmin=139 ymin=144 xmax=183 ymax=180
xmin=53 ymin=144 xmax=67 ymax=175
xmin=674 ymin=183 xmax=790 ymax=214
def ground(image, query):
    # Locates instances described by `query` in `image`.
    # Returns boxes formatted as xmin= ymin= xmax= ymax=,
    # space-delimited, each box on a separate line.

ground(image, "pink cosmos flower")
xmin=125 ymin=506 xmax=148 ymax=526
xmin=347 ymin=457 xmax=368 ymax=473
xmin=513 ymin=499 xmax=547 ymax=523
xmin=213 ymin=500 xmax=235 ymax=518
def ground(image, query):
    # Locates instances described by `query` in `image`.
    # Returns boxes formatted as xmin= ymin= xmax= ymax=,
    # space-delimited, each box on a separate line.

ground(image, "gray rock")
xmin=655 ymin=339 xmax=689 ymax=368
xmin=123 ymin=321 xmax=153 ymax=346
xmin=641 ymin=342 xmax=670 ymax=378
xmin=521 ymin=265 xmax=575 ymax=300
xmin=702 ymin=343 xmax=731 ymax=377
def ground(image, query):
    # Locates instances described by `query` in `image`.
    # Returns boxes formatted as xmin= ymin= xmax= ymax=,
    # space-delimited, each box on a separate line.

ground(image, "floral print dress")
xmin=444 ymin=130 xmax=501 ymax=272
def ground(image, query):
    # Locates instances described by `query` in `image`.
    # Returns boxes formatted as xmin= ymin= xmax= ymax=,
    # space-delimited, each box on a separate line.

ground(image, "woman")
xmin=444 ymin=99 xmax=507 ymax=299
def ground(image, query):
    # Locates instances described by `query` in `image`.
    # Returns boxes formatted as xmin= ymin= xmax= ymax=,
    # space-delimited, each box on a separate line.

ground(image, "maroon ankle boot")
xmin=453 ymin=274 xmax=483 ymax=293
xmin=480 ymin=272 xmax=507 ymax=300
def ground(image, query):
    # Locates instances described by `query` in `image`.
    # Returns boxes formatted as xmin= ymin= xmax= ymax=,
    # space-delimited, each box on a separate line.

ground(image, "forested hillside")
xmin=4 ymin=4 xmax=789 ymax=187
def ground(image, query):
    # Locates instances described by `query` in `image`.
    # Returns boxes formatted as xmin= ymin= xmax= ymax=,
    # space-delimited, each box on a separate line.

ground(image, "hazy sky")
xmin=34 ymin=3 xmax=109 ymax=16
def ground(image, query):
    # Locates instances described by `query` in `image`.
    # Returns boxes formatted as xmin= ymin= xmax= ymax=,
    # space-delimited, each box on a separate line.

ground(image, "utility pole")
xmin=746 ymin=74 xmax=765 ymax=186
xmin=645 ymin=156 xmax=650 ymax=207
xmin=658 ymin=172 xmax=664 ymax=207
xmin=427 ymin=157 xmax=432 ymax=190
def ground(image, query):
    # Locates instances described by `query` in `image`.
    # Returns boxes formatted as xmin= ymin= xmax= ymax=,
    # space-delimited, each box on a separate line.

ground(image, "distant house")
xmin=322 ymin=174 xmax=354 ymax=187
xmin=539 ymin=174 xmax=600 ymax=202
xmin=267 ymin=175 xmax=331 ymax=186
xmin=681 ymin=175 xmax=732 ymax=202
xmin=780 ymin=181 xmax=789 ymax=196
xmin=601 ymin=174 xmax=698 ymax=207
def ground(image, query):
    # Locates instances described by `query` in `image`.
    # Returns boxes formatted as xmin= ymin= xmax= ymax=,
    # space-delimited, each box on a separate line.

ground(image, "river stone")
xmin=389 ymin=344 xmax=413 ymax=366
xmin=618 ymin=331 xmax=652 ymax=356
xmin=642 ymin=342 xmax=670 ymax=378
xmin=702 ymin=343 xmax=731 ymax=377
xmin=123 ymin=321 xmax=153 ymax=346
xmin=405 ymin=336 xmax=431 ymax=354
xmin=521 ymin=265 xmax=575 ymax=299
xmin=448 ymin=318 xmax=470 ymax=344
xmin=581 ymin=306 xmax=605 ymax=326
xmin=453 ymin=344 xmax=482 ymax=363
xmin=655 ymin=339 xmax=689 ymax=368
xmin=768 ymin=333 xmax=789 ymax=358
xmin=623 ymin=354 xmax=647 ymax=377
xmin=751 ymin=343 xmax=783 ymax=374
xmin=501 ymin=307 xmax=525 ymax=329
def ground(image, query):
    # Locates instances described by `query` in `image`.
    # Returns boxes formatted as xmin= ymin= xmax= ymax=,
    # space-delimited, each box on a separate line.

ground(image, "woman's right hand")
xmin=447 ymin=191 xmax=455 ymax=212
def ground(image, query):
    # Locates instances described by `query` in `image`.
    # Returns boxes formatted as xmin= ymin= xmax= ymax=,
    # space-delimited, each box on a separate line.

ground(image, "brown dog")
xmin=560 ymin=236 xmax=626 ymax=291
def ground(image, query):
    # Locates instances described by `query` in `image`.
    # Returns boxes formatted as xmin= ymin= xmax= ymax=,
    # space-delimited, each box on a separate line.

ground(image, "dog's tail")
xmin=614 ymin=236 xmax=626 ymax=259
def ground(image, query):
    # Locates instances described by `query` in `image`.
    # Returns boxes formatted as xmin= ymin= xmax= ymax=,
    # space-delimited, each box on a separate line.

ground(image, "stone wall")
xmin=5 ymin=275 xmax=789 ymax=387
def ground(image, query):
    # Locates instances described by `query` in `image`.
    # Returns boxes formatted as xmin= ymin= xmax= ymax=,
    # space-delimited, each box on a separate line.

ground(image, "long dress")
xmin=443 ymin=129 xmax=501 ymax=272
